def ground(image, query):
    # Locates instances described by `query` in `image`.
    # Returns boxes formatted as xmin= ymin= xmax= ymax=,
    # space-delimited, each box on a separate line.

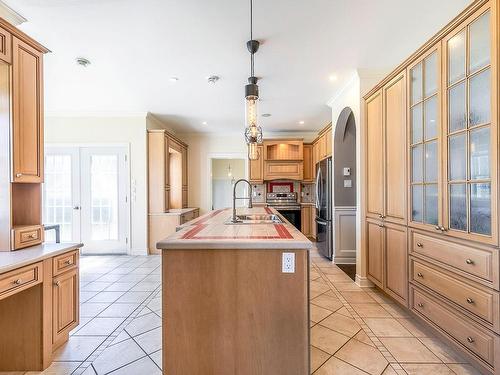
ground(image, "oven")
xmin=266 ymin=193 xmax=301 ymax=230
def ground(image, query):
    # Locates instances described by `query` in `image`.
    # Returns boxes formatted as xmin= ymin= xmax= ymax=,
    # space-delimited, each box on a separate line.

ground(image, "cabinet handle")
xmin=378 ymin=223 xmax=384 ymax=228
xmin=417 ymin=302 xmax=424 ymax=308
xmin=466 ymin=298 xmax=474 ymax=304
xmin=416 ymin=242 xmax=423 ymax=248
xmin=467 ymin=337 xmax=475 ymax=343
xmin=15 ymin=173 xmax=22 ymax=178
xmin=440 ymin=226 xmax=447 ymax=232
xmin=54 ymin=281 xmax=60 ymax=287
xmin=466 ymin=259 xmax=474 ymax=265
xmin=417 ymin=272 xmax=423 ymax=278
xmin=435 ymin=225 xmax=441 ymax=231
xmin=13 ymin=279 xmax=22 ymax=285
xmin=64 ymin=260 xmax=72 ymax=265
xmin=28 ymin=234 xmax=36 ymax=239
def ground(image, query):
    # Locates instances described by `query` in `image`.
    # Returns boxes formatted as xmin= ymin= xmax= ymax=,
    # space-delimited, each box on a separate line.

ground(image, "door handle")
xmin=316 ymin=220 xmax=327 ymax=226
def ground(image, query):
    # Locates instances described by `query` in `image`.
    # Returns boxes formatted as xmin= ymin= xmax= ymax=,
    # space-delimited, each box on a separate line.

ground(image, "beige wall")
xmin=45 ymin=115 xmax=148 ymax=254
xmin=212 ymin=159 xmax=245 ymax=180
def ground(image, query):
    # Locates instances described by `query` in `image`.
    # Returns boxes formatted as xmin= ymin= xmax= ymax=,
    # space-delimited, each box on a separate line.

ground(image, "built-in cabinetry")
xmin=263 ymin=139 xmax=304 ymax=180
xmin=147 ymin=130 xmax=198 ymax=254
xmin=363 ymin=1 xmax=499 ymax=373
xmin=302 ymin=144 xmax=314 ymax=182
xmin=0 ymin=21 xmax=48 ymax=251
xmin=301 ymin=205 xmax=313 ymax=238
xmin=312 ymin=124 xmax=332 ymax=166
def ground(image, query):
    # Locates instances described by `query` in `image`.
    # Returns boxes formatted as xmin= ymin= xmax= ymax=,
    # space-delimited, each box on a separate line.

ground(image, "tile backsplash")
xmin=301 ymin=183 xmax=315 ymax=203
xmin=251 ymin=183 xmax=266 ymax=203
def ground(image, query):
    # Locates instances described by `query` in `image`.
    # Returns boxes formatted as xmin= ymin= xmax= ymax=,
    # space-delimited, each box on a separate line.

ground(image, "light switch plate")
xmin=343 ymin=167 xmax=351 ymax=176
xmin=282 ymin=252 xmax=295 ymax=273
xmin=344 ymin=179 xmax=352 ymax=188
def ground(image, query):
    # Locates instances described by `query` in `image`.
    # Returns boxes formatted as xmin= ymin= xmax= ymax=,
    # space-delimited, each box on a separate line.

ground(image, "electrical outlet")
xmin=282 ymin=252 xmax=295 ymax=273
xmin=344 ymin=179 xmax=352 ymax=188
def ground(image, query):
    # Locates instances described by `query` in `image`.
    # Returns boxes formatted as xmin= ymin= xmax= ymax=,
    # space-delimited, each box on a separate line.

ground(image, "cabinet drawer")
xmin=53 ymin=250 xmax=78 ymax=276
xmin=411 ymin=260 xmax=498 ymax=328
xmin=411 ymin=231 xmax=498 ymax=286
xmin=0 ymin=262 xmax=42 ymax=300
xmin=411 ymin=286 xmax=497 ymax=367
xmin=11 ymin=225 xmax=43 ymax=250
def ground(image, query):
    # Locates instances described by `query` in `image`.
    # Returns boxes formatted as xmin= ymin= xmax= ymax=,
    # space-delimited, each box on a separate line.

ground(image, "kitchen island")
xmin=157 ymin=206 xmax=312 ymax=375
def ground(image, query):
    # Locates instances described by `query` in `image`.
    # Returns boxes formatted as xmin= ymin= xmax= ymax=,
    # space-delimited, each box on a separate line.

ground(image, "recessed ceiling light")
xmin=329 ymin=75 xmax=338 ymax=81
xmin=76 ymin=57 xmax=91 ymax=67
xmin=207 ymin=75 xmax=220 ymax=84
xmin=169 ymin=76 xmax=179 ymax=82
xmin=262 ymin=113 xmax=271 ymax=117
xmin=202 ymin=121 xmax=208 ymax=125
xmin=299 ymin=121 xmax=305 ymax=125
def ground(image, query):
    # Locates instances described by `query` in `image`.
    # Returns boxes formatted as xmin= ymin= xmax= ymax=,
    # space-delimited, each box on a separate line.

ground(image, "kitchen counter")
xmin=150 ymin=207 xmax=198 ymax=216
xmin=157 ymin=206 xmax=312 ymax=250
xmin=0 ymin=242 xmax=83 ymax=274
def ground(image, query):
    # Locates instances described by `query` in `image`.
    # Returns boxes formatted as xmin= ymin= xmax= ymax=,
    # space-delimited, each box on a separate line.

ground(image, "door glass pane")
xmin=449 ymin=133 xmax=466 ymax=181
xmin=412 ymin=145 xmax=423 ymax=182
xmin=425 ymin=184 xmax=438 ymax=225
xmin=469 ymin=11 xmax=491 ymax=73
xmin=411 ymin=103 xmax=423 ymax=144
xmin=411 ymin=63 xmax=423 ymax=105
xmin=43 ymin=155 xmax=73 ymax=242
xmin=450 ymin=184 xmax=467 ymax=231
xmin=425 ymin=141 xmax=438 ymax=183
xmin=449 ymin=81 xmax=466 ymax=132
xmin=470 ymin=183 xmax=491 ymax=235
xmin=424 ymin=51 xmax=438 ymax=98
xmin=470 ymin=126 xmax=490 ymax=180
xmin=412 ymin=185 xmax=423 ymax=222
xmin=448 ymin=29 xmax=466 ymax=84
xmin=424 ymin=96 xmax=437 ymax=140
xmin=469 ymin=68 xmax=491 ymax=126
xmin=90 ymin=155 xmax=119 ymax=241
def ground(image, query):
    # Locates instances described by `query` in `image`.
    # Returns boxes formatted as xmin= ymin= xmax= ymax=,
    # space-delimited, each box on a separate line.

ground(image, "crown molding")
xmin=0 ymin=1 xmax=26 ymax=26
xmin=45 ymin=110 xmax=149 ymax=118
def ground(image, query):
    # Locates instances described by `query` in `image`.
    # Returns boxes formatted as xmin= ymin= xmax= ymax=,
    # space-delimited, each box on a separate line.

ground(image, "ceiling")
xmin=8 ymin=0 xmax=472 ymax=133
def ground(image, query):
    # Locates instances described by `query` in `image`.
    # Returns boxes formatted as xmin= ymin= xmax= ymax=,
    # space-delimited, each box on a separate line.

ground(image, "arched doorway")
xmin=331 ymin=107 xmax=357 ymax=268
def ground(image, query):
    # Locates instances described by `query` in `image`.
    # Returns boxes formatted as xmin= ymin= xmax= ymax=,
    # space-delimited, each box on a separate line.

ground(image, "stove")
xmin=266 ymin=192 xmax=301 ymax=229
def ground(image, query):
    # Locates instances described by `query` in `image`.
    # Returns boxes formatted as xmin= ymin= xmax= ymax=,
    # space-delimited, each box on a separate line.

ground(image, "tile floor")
xmin=0 ymin=248 xmax=481 ymax=375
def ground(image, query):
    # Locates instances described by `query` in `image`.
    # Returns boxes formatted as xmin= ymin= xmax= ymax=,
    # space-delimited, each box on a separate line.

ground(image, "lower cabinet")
xmin=301 ymin=205 xmax=312 ymax=237
xmin=366 ymin=219 xmax=408 ymax=306
xmin=52 ymin=268 xmax=79 ymax=348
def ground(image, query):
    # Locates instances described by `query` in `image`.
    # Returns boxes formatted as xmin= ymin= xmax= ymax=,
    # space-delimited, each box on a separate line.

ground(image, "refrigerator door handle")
xmin=316 ymin=219 xmax=327 ymax=226
xmin=315 ymin=168 xmax=321 ymax=209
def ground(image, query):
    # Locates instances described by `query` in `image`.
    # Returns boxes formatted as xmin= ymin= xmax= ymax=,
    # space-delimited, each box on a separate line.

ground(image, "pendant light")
xmin=244 ymin=0 xmax=263 ymax=160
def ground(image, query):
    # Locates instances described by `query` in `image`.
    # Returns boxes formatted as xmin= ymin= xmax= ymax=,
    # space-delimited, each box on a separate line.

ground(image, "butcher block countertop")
xmin=0 ymin=242 xmax=83 ymax=274
xmin=157 ymin=207 xmax=312 ymax=250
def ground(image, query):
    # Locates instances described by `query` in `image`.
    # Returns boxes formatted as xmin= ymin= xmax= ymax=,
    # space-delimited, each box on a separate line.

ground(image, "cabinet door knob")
xmin=378 ymin=223 xmax=384 ymax=228
xmin=54 ymin=281 xmax=60 ymax=287
xmin=417 ymin=302 xmax=424 ymax=308
xmin=440 ymin=226 xmax=447 ymax=232
xmin=64 ymin=260 xmax=72 ymax=265
xmin=417 ymin=272 xmax=423 ymax=278
xmin=15 ymin=173 xmax=22 ymax=178
xmin=466 ymin=259 xmax=474 ymax=265
xmin=416 ymin=242 xmax=423 ymax=248
xmin=13 ymin=279 xmax=22 ymax=285
xmin=467 ymin=337 xmax=475 ymax=343
xmin=435 ymin=226 xmax=441 ymax=231
xmin=466 ymin=298 xmax=474 ymax=304
xmin=28 ymin=234 xmax=36 ymax=239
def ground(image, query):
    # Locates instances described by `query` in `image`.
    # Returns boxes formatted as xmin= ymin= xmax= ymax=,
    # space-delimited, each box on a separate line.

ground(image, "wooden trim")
xmin=364 ymin=0 xmax=489 ymax=99
xmin=0 ymin=16 xmax=49 ymax=53
xmin=312 ymin=122 xmax=332 ymax=143
xmin=148 ymin=129 xmax=188 ymax=148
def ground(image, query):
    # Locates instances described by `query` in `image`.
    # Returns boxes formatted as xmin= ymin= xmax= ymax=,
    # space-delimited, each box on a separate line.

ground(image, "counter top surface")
xmin=150 ymin=208 xmax=199 ymax=216
xmin=158 ymin=207 xmax=312 ymax=250
xmin=0 ymin=242 xmax=83 ymax=274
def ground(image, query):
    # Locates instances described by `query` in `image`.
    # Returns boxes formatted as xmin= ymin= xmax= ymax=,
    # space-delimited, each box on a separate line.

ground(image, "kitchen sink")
xmin=225 ymin=214 xmax=283 ymax=224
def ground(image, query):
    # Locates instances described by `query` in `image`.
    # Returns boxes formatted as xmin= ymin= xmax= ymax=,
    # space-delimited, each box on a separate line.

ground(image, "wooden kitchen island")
xmin=157 ymin=207 xmax=312 ymax=375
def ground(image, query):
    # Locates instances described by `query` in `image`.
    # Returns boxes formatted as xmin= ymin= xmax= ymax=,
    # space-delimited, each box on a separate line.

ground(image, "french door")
xmin=43 ymin=146 xmax=130 ymax=254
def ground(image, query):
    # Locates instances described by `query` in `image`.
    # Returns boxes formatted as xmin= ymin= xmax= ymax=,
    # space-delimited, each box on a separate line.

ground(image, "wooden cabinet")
xmin=263 ymin=139 xmax=303 ymax=161
xmin=367 ymin=219 xmax=384 ymax=288
xmin=248 ymin=145 xmax=264 ymax=183
xmin=52 ymin=267 xmax=79 ymax=348
xmin=312 ymin=124 xmax=332 ymax=165
xmin=0 ymin=26 xmax=11 ymax=64
xmin=149 ymin=209 xmax=200 ymax=254
xmin=258 ymin=139 xmax=304 ymax=181
xmin=12 ymin=37 xmax=44 ymax=184
xmin=263 ymin=161 xmax=303 ymax=181
xmin=301 ymin=205 xmax=312 ymax=237
xmin=302 ymin=144 xmax=314 ymax=182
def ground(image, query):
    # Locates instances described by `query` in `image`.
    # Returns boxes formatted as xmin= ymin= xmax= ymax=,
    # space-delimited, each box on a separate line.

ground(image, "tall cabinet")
xmin=364 ymin=1 xmax=500 ymax=374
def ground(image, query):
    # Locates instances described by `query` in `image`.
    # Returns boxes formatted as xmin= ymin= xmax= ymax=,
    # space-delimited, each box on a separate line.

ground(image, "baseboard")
xmin=333 ymin=256 xmax=356 ymax=265
xmin=130 ymin=248 xmax=149 ymax=256
xmin=355 ymin=274 xmax=375 ymax=288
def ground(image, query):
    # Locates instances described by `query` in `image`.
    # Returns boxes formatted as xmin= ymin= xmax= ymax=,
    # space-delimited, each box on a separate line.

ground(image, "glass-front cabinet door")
xmin=443 ymin=5 xmax=497 ymax=244
xmin=408 ymin=45 xmax=442 ymax=231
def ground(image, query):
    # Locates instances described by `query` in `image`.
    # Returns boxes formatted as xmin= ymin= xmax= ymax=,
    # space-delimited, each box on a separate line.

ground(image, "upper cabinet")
xmin=442 ymin=5 xmax=496 ymax=245
xmin=313 ymin=124 xmax=332 ymax=165
xmin=12 ymin=37 xmax=44 ymax=183
xmin=263 ymin=139 xmax=303 ymax=161
xmin=303 ymin=144 xmax=314 ymax=182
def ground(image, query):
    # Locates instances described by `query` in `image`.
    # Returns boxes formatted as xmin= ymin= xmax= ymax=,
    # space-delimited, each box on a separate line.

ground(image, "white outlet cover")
xmin=344 ymin=179 xmax=352 ymax=188
xmin=343 ymin=167 xmax=351 ymax=176
xmin=282 ymin=252 xmax=295 ymax=273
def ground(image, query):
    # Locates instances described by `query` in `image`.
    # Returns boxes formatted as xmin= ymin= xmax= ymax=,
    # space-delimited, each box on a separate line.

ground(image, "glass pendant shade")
xmin=248 ymin=142 xmax=259 ymax=160
xmin=246 ymin=98 xmax=257 ymax=127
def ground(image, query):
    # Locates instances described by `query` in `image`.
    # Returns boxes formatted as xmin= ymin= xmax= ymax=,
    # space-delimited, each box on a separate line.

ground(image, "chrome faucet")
xmin=231 ymin=179 xmax=253 ymax=223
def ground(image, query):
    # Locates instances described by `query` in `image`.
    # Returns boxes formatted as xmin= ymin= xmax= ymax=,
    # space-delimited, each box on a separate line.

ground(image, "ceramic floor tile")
xmin=419 ymin=337 xmax=468 ymax=364
xmin=340 ymin=291 xmax=377 ymax=304
xmin=402 ymin=364 xmax=455 ymax=375
xmin=380 ymin=303 xmax=411 ymax=318
xmin=74 ymin=317 xmax=125 ymax=336
xmin=109 ymin=330 xmax=132 ymax=346
xmin=335 ymin=338 xmax=388 ymax=375
xmin=134 ymin=327 xmax=162 ymax=354
xmin=80 ymin=303 xmax=111 ymax=318
xmin=310 ymin=325 xmax=350 ymax=355
xmin=315 ymin=356 xmax=370 ymax=375
xmin=98 ymin=303 xmax=140 ymax=318
xmin=91 ymin=338 xmax=145 ymax=375
xmin=52 ymin=336 xmax=106 ymax=361
xmin=380 ymin=337 xmax=441 ymax=363
xmin=108 ymin=356 xmax=161 ymax=375
xmin=311 ymin=346 xmax=331 ymax=373
xmin=104 ymin=282 xmax=137 ymax=292
xmin=80 ymin=291 xmax=99 ymax=303
xmin=25 ymin=361 xmax=81 ymax=375
xmin=124 ymin=312 xmax=162 ymax=337
xmin=87 ymin=291 xmax=125 ymax=304
xmin=396 ymin=318 xmax=431 ymax=338
xmin=311 ymin=293 xmax=343 ymax=312
xmin=81 ymin=282 xmax=113 ymax=292
xmin=350 ymin=304 xmax=393 ymax=318
xmin=353 ymin=330 xmax=376 ymax=348
xmin=319 ymin=312 xmax=361 ymax=337
xmin=310 ymin=304 xmax=333 ymax=323
xmin=150 ymin=350 xmax=162 ymax=369
xmin=115 ymin=291 xmax=152 ymax=304
xmin=334 ymin=282 xmax=364 ymax=291
xmin=446 ymin=364 xmax=482 ymax=375
xmin=363 ymin=318 xmax=412 ymax=337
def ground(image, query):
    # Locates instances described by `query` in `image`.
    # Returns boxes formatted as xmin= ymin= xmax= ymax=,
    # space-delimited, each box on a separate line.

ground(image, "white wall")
xmin=45 ymin=115 xmax=148 ymax=254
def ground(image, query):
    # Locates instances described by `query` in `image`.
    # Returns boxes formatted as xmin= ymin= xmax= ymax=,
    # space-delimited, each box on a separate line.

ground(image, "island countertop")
xmin=157 ymin=207 xmax=312 ymax=250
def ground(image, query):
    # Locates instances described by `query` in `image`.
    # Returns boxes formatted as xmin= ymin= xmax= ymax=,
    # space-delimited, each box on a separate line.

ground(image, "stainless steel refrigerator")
xmin=315 ymin=157 xmax=333 ymax=260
